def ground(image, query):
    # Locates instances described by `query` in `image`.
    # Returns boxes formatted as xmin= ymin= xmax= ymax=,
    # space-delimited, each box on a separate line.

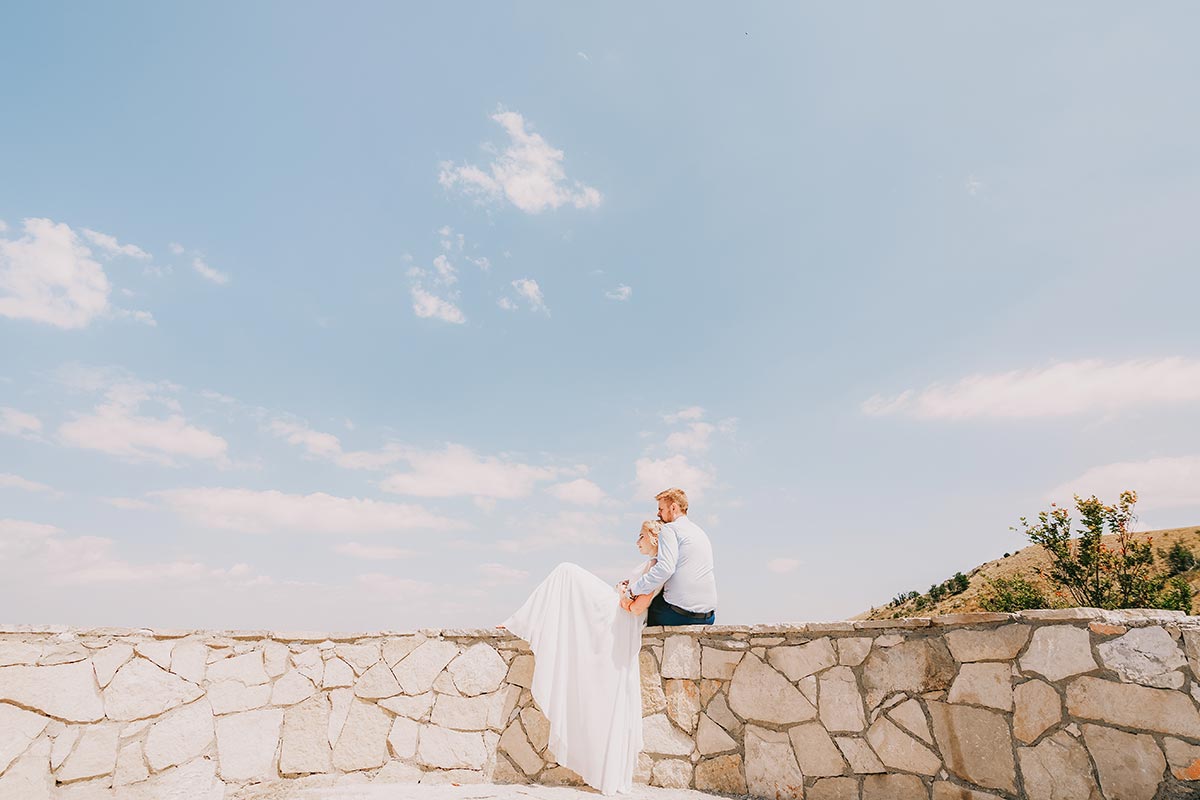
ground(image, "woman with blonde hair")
xmin=498 ymin=519 xmax=663 ymax=795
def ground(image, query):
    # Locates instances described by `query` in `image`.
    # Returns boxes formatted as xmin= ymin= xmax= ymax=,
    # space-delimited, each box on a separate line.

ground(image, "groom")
xmin=620 ymin=488 xmax=717 ymax=626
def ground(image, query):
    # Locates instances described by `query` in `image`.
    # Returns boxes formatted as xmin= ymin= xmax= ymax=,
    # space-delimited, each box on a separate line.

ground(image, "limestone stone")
xmin=56 ymin=723 xmax=120 ymax=782
xmin=662 ymin=635 xmax=701 ymax=679
xmin=1066 ymin=675 xmax=1200 ymax=737
xmin=944 ymin=625 xmax=1030 ymax=662
xmin=393 ymin=640 xmax=459 ymax=695
xmin=416 ymin=725 xmax=486 ymax=770
xmin=385 ymin=716 xmax=419 ymax=761
xmin=278 ymin=693 xmax=331 ymax=775
xmin=1013 ymin=679 xmax=1060 ymax=744
xmin=0 ymin=737 xmax=51 ymax=800
xmin=1164 ymin=737 xmax=1200 ymax=780
xmin=487 ymin=686 xmax=520 ymax=731
xmin=0 ymin=660 xmax=104 ymax=722
xmin=293 ymin=648 xmax=323 ymax=684
xmin=208 ymin=679 xmax=272 ymax=714
xmin=820 ymin=666 xmax=867 ymax=732
xmin=0 ymin=702 xmax=49 ymax=772
xmin=694 ymin=754 xmax=746 ymax=794
xmin=259 ymin=640 xmax=288 ymax=678
xmin=374 ymin=758 xmax=424 ymax=783
xmin=799 ymin=674 xmax=818 ymax=705
xmin=322 ymin=657 xmax=355 ymax=688
xmin=650 ymin=758 xmax=692 ymax=788
xmin=728 ymin=653 xmax=817 ymax=724
xmin=39 ymin=644 xmax=88 ymax=666
xmin=810 ymin=777 xmax=860 ymax=800
xmin=1017 ymin=731 xmax=1102 ymax=800
xmin=169 ymin=641 xmax=208 ymax=684
xmin=207 ymin=649 xmax=269 ymax=685
xmin=643 ymin=713 xmax=694 ymax=756
xmin=947 ymin=662 xmax=1012 ymax=711
xmin=499 ymin=720 xmax=542 ymax=776
xmin=838 ymin=637 xmax=873 ymax=666
xmin=104 ymin=658 xmax=201 ymax=721
xmin=520 ymin=706 xmax=550 ymax=752
xmin=447 ymin=644 xmax=507 ymax=696
xmin=696 ymin=712 xmax=736 ymax=754
xmin=861 ymin=638 xmax=957 ymax=709
xmin=107 ymin=754 xmax=223 ymax=800
xmin=380 ymin=691 xmax=435 ymax=721
xmin=700 ymin=647 xmax=742 ymax=679
xmin=866 ymin=717 xmax=940 ymax=776
xmin=932 ymin=783 xmax=1004 ymax=800
xmin=745 ymin=725 xmax=804 ymax=800
xmin=787 ymin=721 xmax=847 ymax=777
xmin=698 ymin=678 xmax=720 ymax=707
xmin=887 ymin=698 xmax=933 ymax=744
xmin=1019 ymin=626 xmax=1098 ymax=682
xmin=432 ymin=694 xmax=492 ymax=731
xmin=353 ymin=661 xmax=403 ymax=699
xmin=433 ymin=669 xmax=460 ymax=695
xmin=327 ymin=688 xmax=352 ymax=747
xmin=634 ymin=752 xmax=653 ymax=784
xmin=768 ymin=637 xmax=836 ymax=680
xmin=863 ymin=774 xmax=929 ymax=800
xmin=382 ymin=635 xmax=426 ymax=668
xmin=541 ymin=764 xmax=585 ymax=786
xmin=332 ymin=699 xmax=391 ymax=771
xmin=835 ymin=737 xmax=885 ymax=773
xmin=134 ymin=640 xmax=174 ymax=670
xmin=422 ymin=767 xmax=487 ymax=785
xmin=663 ymin=679 xmax=700 ymax=733
xmin=0 ymin=641 xmax=41 ymax=667
xmin=640 ymin=650 xmax=666 ymax=716
xmin=113 ymin=740 xmax=148 ymax=786
xmin=216 ymin=707 xmax=284 ymax=781
xmin=506 ymin=653 xmax=534 ymax=689
xmin=875 ymin=634 xmax=903 ymax=647
xmin=51 ymin=726 xmax=79 ymax=770
xmin=334 ymin=643 xmax=380 ymax=674
xmin=91 ymin=644 xmax=134 ymax=688
xmin=1098 ymin=626 xmax=1187 ymax=689
xmin=1082 ymin=723 xmax=1166 ymax=800
xmin=927 ymin=701 xmax=1016 ymax=793
xmin=144 ymin=698 xmax=214 ymax=771
xmin=271 ymin=670 xmax=317 ymax=706
xmin=705 ymin=692 xmax=741 ymax=735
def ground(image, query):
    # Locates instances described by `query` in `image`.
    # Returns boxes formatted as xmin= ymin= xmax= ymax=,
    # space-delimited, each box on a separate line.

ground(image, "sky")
xmin=2 ymin=3 xmax=1199 ymax=631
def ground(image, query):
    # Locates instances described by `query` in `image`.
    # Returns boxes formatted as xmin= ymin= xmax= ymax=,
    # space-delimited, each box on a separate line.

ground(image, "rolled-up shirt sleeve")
xmin=629 ymin=525 xmax=678 ymax=596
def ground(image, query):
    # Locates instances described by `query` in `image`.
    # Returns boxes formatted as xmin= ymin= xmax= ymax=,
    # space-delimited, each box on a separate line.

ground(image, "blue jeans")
xmin=647 ymin=592 xmax=715 ymax=627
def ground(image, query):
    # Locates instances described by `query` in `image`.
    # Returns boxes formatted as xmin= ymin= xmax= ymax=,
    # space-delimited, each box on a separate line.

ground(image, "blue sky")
xmin=2 ymin=3 xmax=1199 ymax=631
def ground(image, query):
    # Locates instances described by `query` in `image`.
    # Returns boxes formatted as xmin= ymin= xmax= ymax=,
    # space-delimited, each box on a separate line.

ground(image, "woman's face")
xmin=636 ymin=525 xmax=658 ymax=556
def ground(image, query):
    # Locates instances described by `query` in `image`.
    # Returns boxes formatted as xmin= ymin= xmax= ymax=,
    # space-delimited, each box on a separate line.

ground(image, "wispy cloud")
xmin=411 ymin=285 xmax=465 ymax=324
xmin=509 ymin=278 xmax=548 ymax=314
xmin=477 ymin=562 xmax=529 ymax=586
xmin=605 ymin=284 xmax=632 ymax=301
xmin=634 ymin=454 xmax=715 ymax=501
xmin=381 ymin=444 xmax=557 ymax=500
xmin=1047 ymin=455 xmax=1200 ymax=510
xmin=82 ymin=229 xmax=151 ymax=260
xmin=547 ymin=478 xmax=607 ymax=506
xmin=0 ymin=218 xmax=111 ymax=328
xmin=334 ymin=542 xmax=415 ymax=560
xmin=664 ymin=406 xmax=705 ymax=424
xmin=0 ymin=407 xmax=43 ymax=440
xmin=192 ymin=256 xmax=229 ymax=285
xmin=439 ymin=108 xmax=602 ymax=214
xmin=496 ymin=510 xmax=625 ymax=552
xmin=0 ymin=473 xmax=55 ymax=494
xmin=863 ymin=358 xmax=1200 ymax=420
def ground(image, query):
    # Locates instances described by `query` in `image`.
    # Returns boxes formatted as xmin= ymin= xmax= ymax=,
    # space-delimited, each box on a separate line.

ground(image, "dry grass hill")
xmin=857 ymin=523 xmax=1200 ymax=620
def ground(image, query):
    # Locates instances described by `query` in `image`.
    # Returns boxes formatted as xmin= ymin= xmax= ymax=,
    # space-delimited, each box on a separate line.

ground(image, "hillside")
xmin=857 ymin=524 xmax=1200 ymax=620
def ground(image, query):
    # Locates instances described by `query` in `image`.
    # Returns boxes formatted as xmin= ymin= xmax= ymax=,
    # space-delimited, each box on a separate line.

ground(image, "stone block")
xmin=1013 ymin=678 xmax=1060 ymax=744
xmin=651 ymin=758 xmax=692 ymax=788
xmin=810 ymin=777 xmax=860 ymax=800
xmin=417 ymin=725 xmax=486 ymax=770
xmin=1164 ymin=737 xmax=1200 ymax=780
xmin=835 ymin=736 xmax=885 ymax=773
xmin=332 ymin=699 xmax=391 ymax=771
xmin=216 ymin=707 xmax=284 ymax=781
xmin=663 ymin=679 xmax=700 ymax=733
xmin=700 ymin=646 xmax=742 ymax=679
xmin=0 ymin=661 xmax=104 ymax=722
xmin=745 ymin=725 xmax=803 ymax=800
xmin=55 ymin=723 xmax=120 ymax=782
xmin=861 ymin=637 xmax=957 ymax=709
xmin=1097 ymin=626 xmax=1187 ymax=689
xmin=837 ymin=637 xmax=872 ymax=666
xmin=768 ymin=637 xmax=836 ymax=680
xmin=863 ymin=773 xmax=929 ymax=800
xmin=788 ymin=721 xmax=847 ymax=777
xmin=927 ymin=701 xmax=1016 ymax=793
xmin=280 ymin=693 xmax=332 ymax=775
xmin=694 ymin=753 xmax=747 ymax=794
xmin=392 ymin=640 xmax=459 ymax=695
xmin=820 ymin=666 xmax=867 ymax=732
xmin=948 ymin=662 xmax=1012 ymax=711
xmin=866 ymin=717 xmax=940 ymax=775
xmin=1082 ymin=723 xmax=1167 ymax=800
xmin=144 ymin=698 xmax=214 ymax=772
xmin=1066 ymin=675 xmax=1200 ymax=737
xmin=662 ymin=635 xmax=701 ymax=679
xmin=104 ymin=658 xmax=201 ymax=721
xmin=944 ymin=625 xmax=1030 ymax=662
xmin=447 ymin=643 xmax=508 ymax=696
xmin=728 ymin=652 xmax=817 ymax=724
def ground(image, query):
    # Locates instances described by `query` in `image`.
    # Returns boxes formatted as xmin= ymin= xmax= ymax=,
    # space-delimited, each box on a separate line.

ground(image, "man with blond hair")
xmin=621 ymin=488 xmax=717 ymax=626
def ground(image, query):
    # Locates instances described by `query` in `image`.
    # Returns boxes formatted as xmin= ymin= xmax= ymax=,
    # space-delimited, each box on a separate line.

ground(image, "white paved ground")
xmin=232 ymin=784 xmax=730 ymax=800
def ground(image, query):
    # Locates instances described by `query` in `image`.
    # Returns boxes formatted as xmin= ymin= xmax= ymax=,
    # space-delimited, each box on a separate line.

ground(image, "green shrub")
xmin=978 ymin=576 xmax=1049 ymax=613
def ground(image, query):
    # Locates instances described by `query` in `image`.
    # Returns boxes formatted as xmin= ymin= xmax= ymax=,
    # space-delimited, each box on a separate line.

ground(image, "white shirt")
xmin=628 ymin=515 xmax=718 ymax=613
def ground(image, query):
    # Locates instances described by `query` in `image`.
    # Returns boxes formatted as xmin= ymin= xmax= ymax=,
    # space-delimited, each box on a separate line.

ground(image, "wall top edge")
xmin=0 ymin=609 xmax=1194 ymax=640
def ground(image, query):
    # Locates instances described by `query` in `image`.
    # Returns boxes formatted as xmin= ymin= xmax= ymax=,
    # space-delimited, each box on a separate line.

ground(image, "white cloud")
xmin=497 ymin=297 xmax=518 ymax=311
xmin=0 ymin=218 xmax=111 ymax=328
xmin=103 ymin=497 xmax=152 ymax=510
xmin=81 ymin=229 xmax=151 ymax=260
xmin=411 ymin=285 xmax=465 ymax=324
xmin=154 ymin=487 xmax=465 ymax=534
xmin=1047 ymin=455 xmax=1200 ymax=510
xmin=438 ymin=108 xmax=602 ymax=214
xmin=0 ymin=407 xmax=42 ymax=439
xmin=767 ymin=558 xmax=802 ymax=574
xmin=432 ymin=254 xmax=458 ymax=286
xmin=58 ymin=374 xmax=228 ymax=466
xmin=192 ymin=256 xmax=229 ymax=285
xmin=547 ymin=478 xmax=607 ymax=505
xmin=477 ymin=562 xmax=529 ymax=586
xmin=666 ymin=422 xmax=716 ymax=454
xmin=0 ymin=473 xmax=54 ymax=493
xmin=169 ymin=242 xmax=185 ymax=255
xmin=334 ymin=542 xmax=415 ymax=560
xmin=634 ymin=454 xmax=715 ymax=501
xmin=862 ymin=357 xmax=1200 ymax=420
xmin=496 ymin=510 xmax=626 ymax=552
xmin=664 ymin=406 xmax=705 ymax=424
xmin=381 ymin=444 xmax=557 ymax=499
xmin=577 ymin=51 xmax=590 ymax=62
xmin=511 ymin=278 xmax=548 ymax=314
xmin=605 ymin=284 xmax=632 ymax=301
xmin=113 ymin=308 xmax=157 ymax=326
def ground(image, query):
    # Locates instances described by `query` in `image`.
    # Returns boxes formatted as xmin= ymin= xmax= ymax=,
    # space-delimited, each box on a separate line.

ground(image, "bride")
xmin=498 ymin=519 xmax=663 ymax=795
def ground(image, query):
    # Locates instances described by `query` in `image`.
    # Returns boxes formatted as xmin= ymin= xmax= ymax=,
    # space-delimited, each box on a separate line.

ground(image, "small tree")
xmin=1013 ymin=491 xmax=1192 ymax=612
xmin=978 ymin=576 xmax=1048 ymax=613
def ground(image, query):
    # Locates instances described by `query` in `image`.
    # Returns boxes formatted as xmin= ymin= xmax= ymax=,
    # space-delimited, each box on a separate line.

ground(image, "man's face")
xmin=657 ymin=499 xmax=676 ymax=523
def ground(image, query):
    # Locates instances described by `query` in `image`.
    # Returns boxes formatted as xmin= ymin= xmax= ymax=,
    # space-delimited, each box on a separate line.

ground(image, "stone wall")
xmin=2 ymin=610 xmax=1200 ymax=799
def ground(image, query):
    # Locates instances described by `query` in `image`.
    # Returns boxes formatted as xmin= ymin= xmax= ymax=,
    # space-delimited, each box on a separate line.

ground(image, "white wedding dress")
xmin=500 ymin=560 xmax=657 ymax=795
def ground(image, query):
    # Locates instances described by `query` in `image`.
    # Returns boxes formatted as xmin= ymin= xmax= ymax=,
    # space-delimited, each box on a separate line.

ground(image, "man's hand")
xmin=619 ymin=595 xmax=635 ymax=612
